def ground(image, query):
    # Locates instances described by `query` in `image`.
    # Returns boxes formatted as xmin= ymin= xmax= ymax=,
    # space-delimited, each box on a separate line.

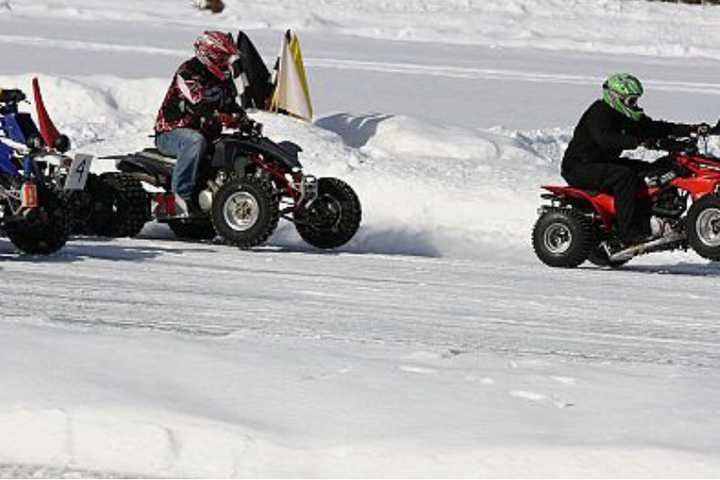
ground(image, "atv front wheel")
xmin=687 ymin=194 xmax=720 ymax=260
xmin=532 ymin=208 xmax=593 ymax=268
xmin=295 ymin=177 xmax=362 ymax=249
xmin=169 ymin=217 xmax=216 ymax=241
xmin=211 ymin=176 xmax=279 ymax=248
xmin=5 ymin=186 xmax=69 ymax=255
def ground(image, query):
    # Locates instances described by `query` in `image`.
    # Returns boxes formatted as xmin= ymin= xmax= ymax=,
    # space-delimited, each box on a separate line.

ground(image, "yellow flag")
xmin=270 ymin=30 xmax=313 ymax=121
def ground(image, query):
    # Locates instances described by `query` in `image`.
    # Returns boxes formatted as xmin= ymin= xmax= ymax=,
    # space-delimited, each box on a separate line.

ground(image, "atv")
xmin=57 ymin=168 xmax=150 ymax=238
xmin=106 ymin=120 xmax=362 ymax=249
xmin=22 ymin=78 xmax=151 ymax=240
xmin=533 ymin=130 xmax=720 ymax=268
xmin=0 ymin=87 xmax=80 ymax=254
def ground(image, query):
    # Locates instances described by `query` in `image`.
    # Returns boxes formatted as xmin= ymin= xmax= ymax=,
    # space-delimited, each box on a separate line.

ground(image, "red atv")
xmin=533 ymin=132 xmax=720 ymax=268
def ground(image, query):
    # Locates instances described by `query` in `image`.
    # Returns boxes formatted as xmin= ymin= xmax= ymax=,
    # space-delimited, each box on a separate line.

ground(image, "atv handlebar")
xmin=243 ymin=119 xmax=263 ymax=138
xmin=231 ymin=119 xmax=264 ymax=140
xmin=0 ymin=89 xmax=26 ymax=104
xmin=643 ymin=136 xmax=697 ymax=154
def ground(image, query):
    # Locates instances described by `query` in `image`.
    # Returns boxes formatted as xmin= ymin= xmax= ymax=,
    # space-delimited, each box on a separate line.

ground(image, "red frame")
xmin=542 ymin=152 xmax=720 ymax=229
xmin=251 ymin=153 xmax=303 ymax=201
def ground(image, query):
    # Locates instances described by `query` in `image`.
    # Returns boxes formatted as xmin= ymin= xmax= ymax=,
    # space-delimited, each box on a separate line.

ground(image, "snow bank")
xmin=1 ymin=74 xmax=564 ymax=259
xmin=305 ymin=113 xmax=564 ymax=257
xmin=13 ymin=0 xmax=720 ymax=60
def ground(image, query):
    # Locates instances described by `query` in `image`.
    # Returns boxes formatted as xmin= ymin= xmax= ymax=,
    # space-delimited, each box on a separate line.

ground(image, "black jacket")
xmin=155 ymin=58 xmax=243 ymax=138
xmin=562 ymin=100 xmax=692 ymax=175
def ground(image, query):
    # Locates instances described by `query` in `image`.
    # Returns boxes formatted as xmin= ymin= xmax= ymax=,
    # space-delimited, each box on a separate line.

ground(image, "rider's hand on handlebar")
xmin=691 ymin=123 xmax=712 ymax=136
xmin=239 ymin=117 xmax=263 ymax=136
xmin=219 ymin=112 xmax=245 ymax=129
xmin=219 ymin=112 xmax=262 ymax=136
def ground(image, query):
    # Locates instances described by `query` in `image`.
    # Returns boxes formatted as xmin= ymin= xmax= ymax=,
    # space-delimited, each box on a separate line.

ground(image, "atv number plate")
xmin=64 ymin=153 xmax=94 ymax=191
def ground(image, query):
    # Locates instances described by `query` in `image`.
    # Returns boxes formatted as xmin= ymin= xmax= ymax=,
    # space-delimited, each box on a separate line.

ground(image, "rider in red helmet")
xmin=155 ymin=31 xmax=248 ymax=214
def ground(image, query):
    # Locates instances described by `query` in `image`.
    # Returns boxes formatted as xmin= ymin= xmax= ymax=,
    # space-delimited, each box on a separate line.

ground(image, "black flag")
xmin=235 ymin=31 xmax=275 ymax=109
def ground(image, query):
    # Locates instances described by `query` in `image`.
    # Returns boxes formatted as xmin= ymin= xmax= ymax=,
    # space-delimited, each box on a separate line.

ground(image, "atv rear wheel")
xmin=5 ymin=186 xmax=69 ymax=255
xmin=169 ymin=217 xmax=216 ymax=241
xmin=211 ymin=176 xmax=279 ymax=248
xmin=83 ymin=173 xmax=150 ymax=238
xmin=687 ymin=194 xmax=720 ymax=260
xmin=295 ymin=177 xmax=362 ymax=249
xmin=532 ymin=208 xmax=593 ymax=268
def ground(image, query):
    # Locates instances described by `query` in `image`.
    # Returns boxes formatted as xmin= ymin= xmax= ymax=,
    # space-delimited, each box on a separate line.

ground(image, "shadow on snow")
xmin=0 ymin=237 xmax=208 ymax=263
xmin=582 ymin=261 xmax=720 ymax=277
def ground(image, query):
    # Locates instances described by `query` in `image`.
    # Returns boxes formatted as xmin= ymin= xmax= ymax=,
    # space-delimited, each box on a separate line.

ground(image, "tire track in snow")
xmin=1 ymin=34 xmax=720 ymax=95
xmin=1 ymin=241 xmax=719 ymax=367
xmin=0 ymin=34 xmax=186 ymax=57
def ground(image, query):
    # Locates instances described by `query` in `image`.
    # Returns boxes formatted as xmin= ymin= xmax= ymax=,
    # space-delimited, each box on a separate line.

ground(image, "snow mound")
xmin=257 ymin=112 xmax=563 ymax=258
xmin=312 ymin=113 xmax=564 ymax=255
xmin=2 ymin=75 xmax=565 ymax=258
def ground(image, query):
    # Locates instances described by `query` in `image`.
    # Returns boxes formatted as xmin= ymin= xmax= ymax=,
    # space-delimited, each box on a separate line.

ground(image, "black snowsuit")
xmin=561 ymin=100 xmax=692 ymax=242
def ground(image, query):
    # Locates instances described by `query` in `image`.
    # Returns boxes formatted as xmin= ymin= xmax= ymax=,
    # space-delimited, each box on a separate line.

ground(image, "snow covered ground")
xmin=1 ymin=0 xmax=720 ymax=477
xmin=2 ymin=242 xmax=720 ymax=477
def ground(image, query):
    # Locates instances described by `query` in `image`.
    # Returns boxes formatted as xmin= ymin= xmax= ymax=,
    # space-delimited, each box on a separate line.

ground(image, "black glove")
xmin=643 ymin=137 xmax=682 ymax=151
xmin=237 ymin=118 xmax=263 ymax=137
xmin=691 ymin=123 xmax=711 ymax=136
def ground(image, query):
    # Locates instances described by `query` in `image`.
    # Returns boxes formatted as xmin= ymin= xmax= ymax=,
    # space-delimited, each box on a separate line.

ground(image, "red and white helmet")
xmin=194 ymin=31 xmax=240 ymax=80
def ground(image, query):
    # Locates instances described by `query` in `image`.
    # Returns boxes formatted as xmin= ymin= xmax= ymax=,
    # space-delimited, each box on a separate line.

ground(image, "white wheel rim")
xmin=696 ymin=208 xmax=720 ymax=247
xmin=223 ymin=191 xmax=260 ymax=232
xmin=543 ymin=222 xmax=573 ymax=254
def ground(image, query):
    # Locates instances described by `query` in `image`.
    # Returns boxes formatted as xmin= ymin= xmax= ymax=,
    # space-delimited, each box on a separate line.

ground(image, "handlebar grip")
xmin=0 ymin=89 xmax=26 ymax=104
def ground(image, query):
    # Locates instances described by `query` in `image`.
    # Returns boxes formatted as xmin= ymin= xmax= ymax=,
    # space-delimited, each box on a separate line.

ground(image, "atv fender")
xmin=542 ymin=185 xmax=615 ymax=228
xmin=213 ymin=137 xmax=303 ymax=171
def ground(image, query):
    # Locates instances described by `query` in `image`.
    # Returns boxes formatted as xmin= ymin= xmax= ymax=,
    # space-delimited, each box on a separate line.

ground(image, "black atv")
xmin=104 ymin=121 xmax=362 ymax=249
xmin=59 ymin=171 xmax=150 ymax=239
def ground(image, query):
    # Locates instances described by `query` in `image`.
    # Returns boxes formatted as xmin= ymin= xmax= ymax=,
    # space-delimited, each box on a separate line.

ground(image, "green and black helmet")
xmin=603 ymin=73 xmax=644 ymax=121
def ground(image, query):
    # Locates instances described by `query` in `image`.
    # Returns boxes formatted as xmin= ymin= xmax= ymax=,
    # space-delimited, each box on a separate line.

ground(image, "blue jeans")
xmin=156 ymin=128 xmax=207 ymax=201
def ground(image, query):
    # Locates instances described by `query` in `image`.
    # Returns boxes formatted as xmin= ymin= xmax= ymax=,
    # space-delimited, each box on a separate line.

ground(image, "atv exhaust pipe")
xmin=607 ymin=232 xmax=686 ymax=262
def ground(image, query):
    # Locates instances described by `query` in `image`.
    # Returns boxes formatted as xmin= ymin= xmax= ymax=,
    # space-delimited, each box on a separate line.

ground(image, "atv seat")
xmin=544 ymin=185 xmax=601 ymax=197
xmin=137 ymin=148 xmax=177 ymax=164
xmin=109 ymin=148 xmax=176 ymax=190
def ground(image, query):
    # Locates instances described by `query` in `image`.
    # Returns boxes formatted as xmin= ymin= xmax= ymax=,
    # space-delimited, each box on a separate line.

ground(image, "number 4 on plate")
xmin=64 ymin=153 xmax=94 ymax=191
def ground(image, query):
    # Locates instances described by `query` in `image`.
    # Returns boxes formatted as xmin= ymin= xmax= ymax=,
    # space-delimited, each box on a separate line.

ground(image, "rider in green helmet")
xmin=561 ymin=73 xmax=708 ymax=247
xmin=603 ymin=73 xmax=645 ymax=122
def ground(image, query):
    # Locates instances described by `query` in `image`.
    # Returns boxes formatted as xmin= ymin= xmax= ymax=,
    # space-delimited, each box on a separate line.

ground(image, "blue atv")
xmin=0 ymin=88 xmax=69 ymax=254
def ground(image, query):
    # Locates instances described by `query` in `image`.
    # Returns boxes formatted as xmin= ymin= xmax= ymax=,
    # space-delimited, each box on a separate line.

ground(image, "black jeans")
xmin=562 ymin=158 xmax=652 ymax=242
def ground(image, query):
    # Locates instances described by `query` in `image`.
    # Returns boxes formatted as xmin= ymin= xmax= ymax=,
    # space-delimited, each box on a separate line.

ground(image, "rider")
xmin=155 ymin=31 xmax=249 ymax=214
xmin=561 ymin=73 xmax=706 ymax=246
